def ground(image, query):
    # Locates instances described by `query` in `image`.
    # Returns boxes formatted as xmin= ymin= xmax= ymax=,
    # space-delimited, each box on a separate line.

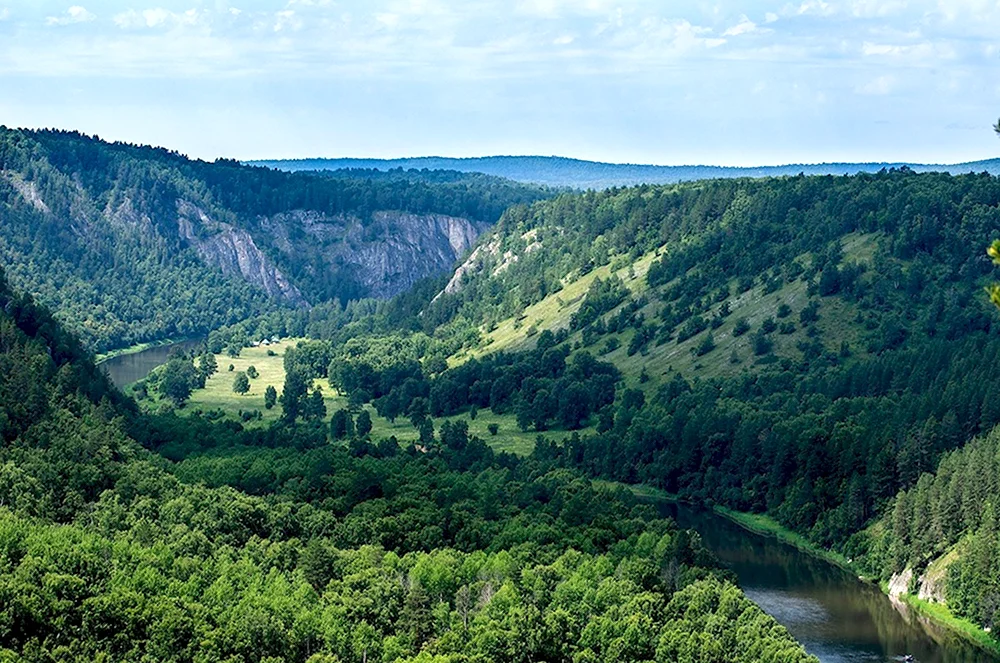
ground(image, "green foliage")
xmin=231 ymin=371 xmax=250 ymax=394
xmin=855 ymin=426 xmax=1000 ymax=632
xmin=156 ymin=358 xmax=200 ymax=406
xmin=0 ymin=128 xmax=549 ymax=353
xmin=0 ymin=269 xmax=815 ymax=662
xmin=264 ymin=384 xmax=277 ymax=409
xmin=330 ymin=408 xmax=354 ymax=440
xmin=197 ymin=352 xmax=217 ymax=378
xmin=695 ymin=333 xmax=716 ymax=357
xmin=570 ymin=276 xmax=629 ymax=331
xmin=356 ymin=409 xmax=373 ymax=438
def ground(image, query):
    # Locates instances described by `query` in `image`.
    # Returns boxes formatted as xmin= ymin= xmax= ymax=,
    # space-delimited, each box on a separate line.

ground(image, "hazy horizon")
xmin=3 ymin=1 xmax=999 ymax=166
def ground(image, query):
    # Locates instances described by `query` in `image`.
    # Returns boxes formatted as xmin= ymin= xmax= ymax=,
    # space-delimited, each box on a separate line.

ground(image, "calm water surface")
xmin=100 ymin=339 xmax=202 ymax=388
xmin=664 ymin=503 xmax=998 ymax=663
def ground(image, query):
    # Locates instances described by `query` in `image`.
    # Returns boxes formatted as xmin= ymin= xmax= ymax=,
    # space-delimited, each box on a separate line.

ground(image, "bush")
xmin=752 ymin=331 xmax=774 ymax=356
xmin=695 ymin=333 xmax=716 ymax=357
xmin=488 ymin=423 xmax=499 ymax=436
xmin=733 ymin=318 xmax=751 ymax=337
xmin=232 ymin=372 xmax=250 ymax=395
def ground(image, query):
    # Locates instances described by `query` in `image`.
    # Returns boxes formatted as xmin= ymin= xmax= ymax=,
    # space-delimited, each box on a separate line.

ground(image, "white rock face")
xmin=2 ymin=170 xmax=50 ymax=214
xmin=177 ymin=201 xmax=309 ymax=307
xmin=260 ymin=209 xmax=489 ymax=300
xmin=888 ymin=568 xmax=913 ymax=597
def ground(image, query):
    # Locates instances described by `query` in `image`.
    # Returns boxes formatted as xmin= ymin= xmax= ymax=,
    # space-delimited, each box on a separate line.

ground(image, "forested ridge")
xmin=188 ymin=168 xmax=1000 ymax=645
xmin=0 ymin=128 xmax=549 ymax=353
xmin=0 ymin=268 xmax=816 ymax=662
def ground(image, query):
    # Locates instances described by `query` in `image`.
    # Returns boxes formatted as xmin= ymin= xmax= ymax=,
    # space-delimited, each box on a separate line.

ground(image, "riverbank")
xmin=712 ymin=506 xmax=857 ymax=575
xmin=896 ymin=592 xmax=1000 ymax=656
xmin=713 ymin=506 xmax=1000 ymax=658
xmin=604 ymin=479 xmax=1000 ymax=658
xmin=95 ymin=337 xmax=197 ymax=364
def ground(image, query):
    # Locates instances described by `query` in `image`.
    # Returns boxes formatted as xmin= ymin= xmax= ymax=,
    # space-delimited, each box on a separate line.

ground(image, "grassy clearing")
xmin=147 ymin=339 xmax=571 ymax=457
xmin=460 ymin=248 xmax=661 ymax=362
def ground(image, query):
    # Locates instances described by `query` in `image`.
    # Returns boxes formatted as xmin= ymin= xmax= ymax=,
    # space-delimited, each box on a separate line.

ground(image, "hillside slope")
xmin=268 ymin=169 xmax=1000 ymax=553
xmin=254 ymin=154 xmax=1000 ymax=189
xmin=0 ymin=128 xmax=548 ymax=352
xmin=0 ymin=266 xmax=818 ymax=663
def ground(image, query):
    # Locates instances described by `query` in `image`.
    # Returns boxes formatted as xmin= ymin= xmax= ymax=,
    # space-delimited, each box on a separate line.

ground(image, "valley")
xmin=6 ymin=131 xmax=1000 ymax=663
xmin=5 ymin=1 xmax=999 ymax=661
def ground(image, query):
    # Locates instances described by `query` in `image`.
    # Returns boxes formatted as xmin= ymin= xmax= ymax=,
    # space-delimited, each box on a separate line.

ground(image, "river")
xmin=664 ymin=503 xmax=996 ymax=663
xmin=97 ymin=343 xmax=997 ymax=662
xmin=99 ymin=339 xmax=203 ymax=388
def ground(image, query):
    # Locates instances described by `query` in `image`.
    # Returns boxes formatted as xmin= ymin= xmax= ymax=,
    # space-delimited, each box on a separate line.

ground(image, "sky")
xmin=0 ymin=1 xmax=998 ymax=166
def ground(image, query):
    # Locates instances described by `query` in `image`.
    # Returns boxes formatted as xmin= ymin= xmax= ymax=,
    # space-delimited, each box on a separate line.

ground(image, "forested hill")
xmin=267 ymin=168 xmax=1000 ymax=558
xmin=254 ymin=154 xmax=1000 ymax=190
xmin=0 ymin=267 xmax=818 ymax=663
xmin=0 ymin=128 xmax=549 ymax=352
xmin=186 ymin=166 xmax=1000 ymax=645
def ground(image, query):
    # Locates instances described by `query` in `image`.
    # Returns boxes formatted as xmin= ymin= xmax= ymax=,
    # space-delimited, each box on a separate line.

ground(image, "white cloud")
xmin=723 ymin=16 xmax=760 ymax=37
xmin=113 ymin=8 xmax=203 ymax=30
xmin=856 ymin=74 xmax=895 ymax=95
xmin=786 ymin=1 xmax=836 ymax=17
xmin=553 ymin=34 xmax=574 ymax=45
xmin=861 ymin=40 xmax=954 ymax=63
xmin=850 ymin=0 xmax=907 ymax=18
xmin=515 ymin=0 xmax=620 ymax=19
xmin=273 ymin=9 xmax=302 ymax=32
xmin=375 ymin=12 xmax=400 ymax=28
xmin=764 ymin=12 xmax=779 ymax=23
xmin=0 ymin=8 xmax=8 ymax=21
xmin=46 ymin=5 xmax=95 ymax=26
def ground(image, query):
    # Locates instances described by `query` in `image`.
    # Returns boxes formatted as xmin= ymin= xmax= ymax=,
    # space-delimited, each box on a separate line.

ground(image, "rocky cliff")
xmin=0 ymin=127 xmax=543 ymax=350
xmin=260 ymin=210 xmax=487 ymax=301
xmin=177 ymin=201 xmax=308 ymax=306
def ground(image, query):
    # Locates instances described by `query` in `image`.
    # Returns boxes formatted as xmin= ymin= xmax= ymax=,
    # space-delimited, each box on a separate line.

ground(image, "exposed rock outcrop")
xmin=888 ymin=568 xmax=913 ymax=598
xmin=441 ymin=237 xmax=500 ymax=296
xmin=177 ymin=201 xmax=309 ymax=307
xmin=2 ymin=170 xmax=50 ymax=214
xmin=261 ymin=210 xmax=488 ymax=300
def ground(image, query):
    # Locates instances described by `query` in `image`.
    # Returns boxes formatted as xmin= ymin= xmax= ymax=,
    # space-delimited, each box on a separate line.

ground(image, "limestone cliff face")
xmin=176 ymin=201 xmax=309 ymax=307
xmin=169 ymin=200 xmax=486 ymax=305
xmin=260 ymin=210 xmax=488 ymax=300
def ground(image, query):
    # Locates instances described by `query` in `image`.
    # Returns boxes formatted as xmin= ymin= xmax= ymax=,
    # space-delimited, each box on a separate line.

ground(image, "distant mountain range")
xmin=250 ymin=155 xmax=1000 ymax=190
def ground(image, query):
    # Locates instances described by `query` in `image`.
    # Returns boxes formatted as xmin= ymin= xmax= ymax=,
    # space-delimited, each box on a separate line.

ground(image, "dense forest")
xmin=0 ymin=267 xmax=816 ymax=662
xmin=14 ymin=128 xmax=1000 ymax=655
xmin=0 ymin=128 xmax=549 ymax=352
xmin=856 ymin=425 xmax=1000 ymax=633
xmin=185 ymin=169 xmax=1000 ymax=643
xmin=213 ymin=171 xmax=1000 ymax=541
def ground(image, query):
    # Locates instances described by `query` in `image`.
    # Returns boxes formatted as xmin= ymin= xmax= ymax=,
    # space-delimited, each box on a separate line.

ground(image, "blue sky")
xmin=1 ymin=0 xmax=998 ymax=165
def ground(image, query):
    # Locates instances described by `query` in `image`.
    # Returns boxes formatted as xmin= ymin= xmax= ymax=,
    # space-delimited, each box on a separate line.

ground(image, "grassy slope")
xmin=144 ymin=340 xmax=586 ymax=456
xmin=454 ymin=232 xmax=878 ymax=393
xmin=160 ymin=233 xmax=879 ymax=454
